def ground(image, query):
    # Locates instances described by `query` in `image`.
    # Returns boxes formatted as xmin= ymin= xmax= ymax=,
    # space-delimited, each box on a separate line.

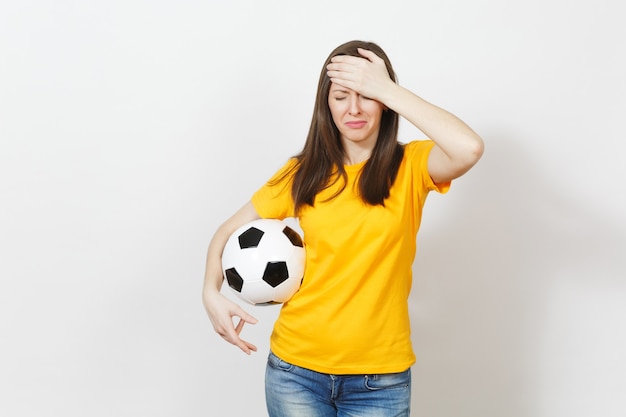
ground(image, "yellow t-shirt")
xmin=251 ymin=140 xmax=449 ymax=374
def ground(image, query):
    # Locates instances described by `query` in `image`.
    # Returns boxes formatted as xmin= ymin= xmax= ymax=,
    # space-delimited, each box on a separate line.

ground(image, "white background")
xmin=1 ymin=1 xmax=624 ymax=416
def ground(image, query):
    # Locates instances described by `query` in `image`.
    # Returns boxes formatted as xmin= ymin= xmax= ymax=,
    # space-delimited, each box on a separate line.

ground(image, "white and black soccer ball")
xmin=221 ymin=219 xmax=305 ymax=305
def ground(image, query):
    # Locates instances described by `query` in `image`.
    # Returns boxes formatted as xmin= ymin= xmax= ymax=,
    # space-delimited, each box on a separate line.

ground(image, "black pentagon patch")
xmin=238 ymin=227 xmax=264 ymax=249
xmin=225 ymin=268 xmax=244 ymax=292
xmin=282 ymin=226 xmax=303 ymax=247
xmin=262 ymin=261 xmax=289 ymax=287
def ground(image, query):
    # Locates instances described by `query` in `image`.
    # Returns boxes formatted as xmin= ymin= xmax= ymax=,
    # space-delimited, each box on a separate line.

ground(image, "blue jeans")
xmin=265 ymin=351 xmax=411 ymax=417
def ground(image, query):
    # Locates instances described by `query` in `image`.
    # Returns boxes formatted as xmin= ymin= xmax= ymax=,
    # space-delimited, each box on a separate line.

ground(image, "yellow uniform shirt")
xmin=251 ymin=140 xmax=449 ymax=374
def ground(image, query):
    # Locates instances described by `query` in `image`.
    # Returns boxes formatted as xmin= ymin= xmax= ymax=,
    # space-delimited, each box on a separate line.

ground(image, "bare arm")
xmin=326 ymin=48 xmax=484 ymax=183
xmin=203 ymin=201 xmax=261 ymax=354
xmin=384 ymin=85 xmax=483 ymax=183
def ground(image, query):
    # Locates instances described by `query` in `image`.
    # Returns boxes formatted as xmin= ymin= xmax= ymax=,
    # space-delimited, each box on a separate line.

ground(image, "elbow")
xmin=429 ymin=134 xmax=485 ymax=183
xmin=467 ymin=134 xmax=485 ymax=166
xmin=450 ymin=135 xmax=485 ymax=179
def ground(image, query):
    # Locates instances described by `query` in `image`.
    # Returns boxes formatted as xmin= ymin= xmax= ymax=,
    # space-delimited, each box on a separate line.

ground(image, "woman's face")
xmin=327 ymin=83 xmax=384 ymax=148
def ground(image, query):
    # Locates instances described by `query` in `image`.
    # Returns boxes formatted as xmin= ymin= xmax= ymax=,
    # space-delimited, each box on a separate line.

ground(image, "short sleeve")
xmin=405 ymin=140 xmax=451 ymax=194
xmin=251 ymin=159 xmax=298 ymax=219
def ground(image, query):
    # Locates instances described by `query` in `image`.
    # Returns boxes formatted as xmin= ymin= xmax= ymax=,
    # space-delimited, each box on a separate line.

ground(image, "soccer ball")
xmin=221 ymin=219 xmax=305 ymax=305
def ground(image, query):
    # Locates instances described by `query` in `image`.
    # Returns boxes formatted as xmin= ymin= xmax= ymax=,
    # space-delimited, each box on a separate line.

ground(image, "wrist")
xmin=377 ymin=82 xmax=404 ymax=109
xmin=202 ymin=285 xmax=224 ymax=309
xmin=203 ymin=272 xmax=224 ymax=295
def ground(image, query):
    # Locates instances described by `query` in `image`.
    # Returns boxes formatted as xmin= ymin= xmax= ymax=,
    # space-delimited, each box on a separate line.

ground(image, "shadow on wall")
xmin=409 ymin=132 xmax=626 ymax=417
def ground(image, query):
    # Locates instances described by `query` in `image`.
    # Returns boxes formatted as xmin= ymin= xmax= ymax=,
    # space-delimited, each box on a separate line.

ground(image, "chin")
xmin=347 ymin=136 xmax=373 ymax=143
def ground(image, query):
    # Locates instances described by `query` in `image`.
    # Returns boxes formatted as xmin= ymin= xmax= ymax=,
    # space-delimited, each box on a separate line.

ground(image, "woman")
xmin=203 ymin=40 xmax=484 ymax=416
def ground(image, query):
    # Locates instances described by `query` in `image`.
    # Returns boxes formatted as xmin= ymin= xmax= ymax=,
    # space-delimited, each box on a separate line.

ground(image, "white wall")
xmin=1 ymin=1 xmax=624 ymax=416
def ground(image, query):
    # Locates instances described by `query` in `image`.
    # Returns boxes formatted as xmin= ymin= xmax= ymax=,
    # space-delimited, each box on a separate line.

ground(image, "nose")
xmin=348 ymin=95 xmax=361 ymax=115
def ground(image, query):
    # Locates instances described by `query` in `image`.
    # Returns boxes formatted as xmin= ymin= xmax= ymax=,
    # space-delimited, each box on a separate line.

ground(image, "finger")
xmin=219 ymin=332 xmax=257 ymax=355
xmin=233 ymin=306 xmax=258 ymax=325
xmin=235 ymin=317 xmax=245 ymax=334
xmin=329 ymin=54 xmax=367 ymax=66
xmin=326 ymin=62 xmax=350 ymax=74
xmin=230 ymin=313 xmax=258 ymax=354
xmin=234 ymin=337 xmax=257 ymax=355
xmin=243 ymin=340 xmax=258 ymax=353
xmin=328 ymin=77 xmax=355 ymax=91
xmin=326 ymin=69 xmax=354 ymax=81
xmin=356 ymin=48 xmax=380 ymax=62
xmin=215 ymin=313 xmax=254 ymax=341
xmin=218 ymin=323 xmax=255 ymax=355
xmin=231 ymin=330 xmax=258 ymax=355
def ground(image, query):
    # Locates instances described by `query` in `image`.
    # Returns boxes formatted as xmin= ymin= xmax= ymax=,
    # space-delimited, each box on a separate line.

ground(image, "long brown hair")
xmin=279 ymin=40 xmax=404 ymax=215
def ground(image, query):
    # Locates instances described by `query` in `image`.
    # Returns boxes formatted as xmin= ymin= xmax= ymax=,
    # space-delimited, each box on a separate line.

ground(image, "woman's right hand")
xmin=203 ymin=289 xmax=258 ymax=355
xmin=202 ymin=201 xmax=261 ymax=354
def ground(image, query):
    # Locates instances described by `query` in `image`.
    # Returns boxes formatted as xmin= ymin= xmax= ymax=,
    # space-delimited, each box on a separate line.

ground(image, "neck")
xmin=344 ymin=153 xmax=370 ymax=165
xmin=342 ymin=140 xmax=375 ymax=165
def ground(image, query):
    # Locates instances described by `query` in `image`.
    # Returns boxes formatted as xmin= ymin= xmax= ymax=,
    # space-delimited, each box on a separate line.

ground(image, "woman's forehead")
xmin=329 ymin=83 xmax=354 ymax=93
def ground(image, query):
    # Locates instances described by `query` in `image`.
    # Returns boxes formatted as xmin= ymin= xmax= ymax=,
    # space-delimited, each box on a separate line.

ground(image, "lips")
xmin=345 ymin=121 xmax=367 ymax=128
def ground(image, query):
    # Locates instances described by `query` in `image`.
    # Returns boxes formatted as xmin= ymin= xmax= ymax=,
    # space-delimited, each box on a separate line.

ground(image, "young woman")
xmin=203 ymin=40 xmax=484 ymax=416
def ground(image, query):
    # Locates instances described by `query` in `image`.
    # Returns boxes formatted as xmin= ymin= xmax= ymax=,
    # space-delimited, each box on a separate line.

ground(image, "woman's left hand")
xmin=326 ymin=48 xmax=396 ymax=103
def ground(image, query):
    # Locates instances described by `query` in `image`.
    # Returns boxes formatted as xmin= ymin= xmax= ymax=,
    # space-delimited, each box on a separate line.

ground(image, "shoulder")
xmin=267 ymin=157 xmax=299 ymax=182
xmin=402 ymin=140 xmax=435 ymax=161
xmin=402 ymin=140 xmax=451 ymax=193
